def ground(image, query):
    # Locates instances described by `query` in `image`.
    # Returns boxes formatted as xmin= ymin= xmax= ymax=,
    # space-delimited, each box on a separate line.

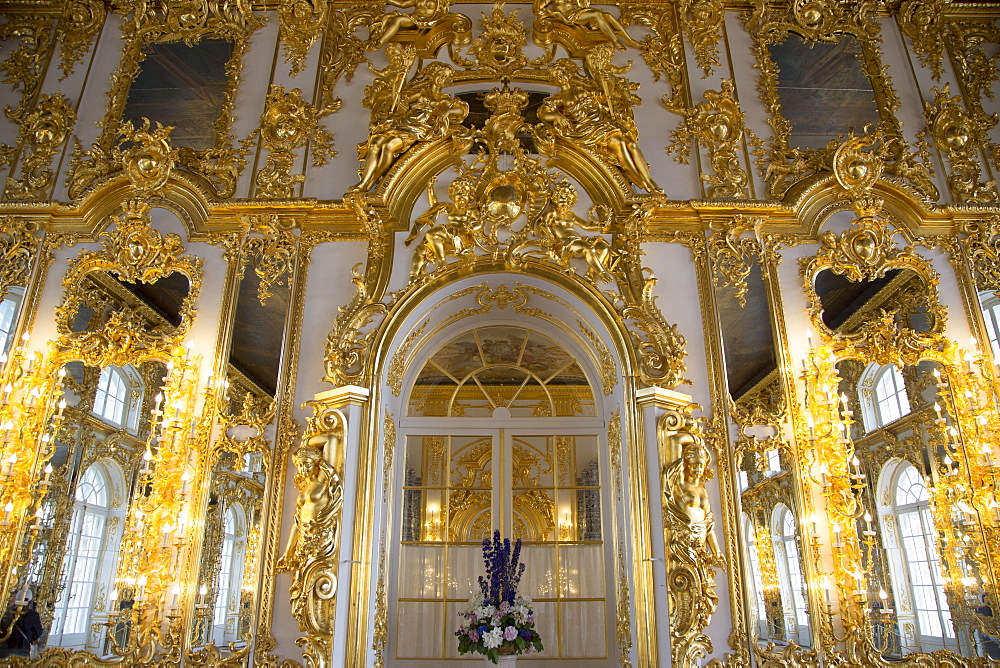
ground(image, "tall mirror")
xmin=708 ymin=227 xmax=814 ymax=654
xmin=187 ymin=249 xmax=288 ymax=660
xmin=803 ymin=235 xmax=998 ymax=661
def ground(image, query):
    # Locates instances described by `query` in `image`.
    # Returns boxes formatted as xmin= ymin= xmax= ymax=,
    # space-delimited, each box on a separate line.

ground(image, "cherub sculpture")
xmin=537 ymin=59 xmax=661 ymax=194
xmin=535 ymin=180 xmax=616 ymax=282
xmin=406 ymin=176 xmax=481 ymax=276
xmin=351 ymin=63 xmax=470 ymax=192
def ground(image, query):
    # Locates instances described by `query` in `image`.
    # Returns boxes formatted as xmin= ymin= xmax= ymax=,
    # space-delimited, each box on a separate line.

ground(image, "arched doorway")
xmin=378 ymin=278 xmax=630 ymax=667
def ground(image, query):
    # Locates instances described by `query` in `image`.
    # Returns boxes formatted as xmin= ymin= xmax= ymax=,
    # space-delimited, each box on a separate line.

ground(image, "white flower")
xmin=516 ymin=595 xmax=532 ymax=606
xmin=465 ymin=592 xmax=484 ymax=614
xmin=476 ymin=604 xmax=496 ymax=619
xmin=482 ymin=627 xmax=503 ymax=649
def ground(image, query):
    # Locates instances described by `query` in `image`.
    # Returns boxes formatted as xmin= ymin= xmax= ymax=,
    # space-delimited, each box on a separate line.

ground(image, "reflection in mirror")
xmin=768 ymin=33 xmax=881 ymax=150
xmin=12 ymin=359 xmax=167 ymax=655
xmin=711 ymin=243 xmax=813 ymax=649
xmin=66 ymin=270 xmax=192 ymax=335
xmin=0 ymin=286 xmax=26 ymax=356
xmin=814 ymin=268 xmax=934 ymax=334
xmin=191 ymin=450 xmax=265 ymax=653
xmin=978 ymin=290 xmax=1000 ymax=359
xmin=832 ymin=357 xmax=994 ymax=658
xmin=124 ymin=39 xmax=235 ymax=151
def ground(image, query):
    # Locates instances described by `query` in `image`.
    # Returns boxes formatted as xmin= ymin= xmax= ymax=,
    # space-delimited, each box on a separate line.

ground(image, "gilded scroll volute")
xmin=3 ymin=93 xmax=76 ymax=201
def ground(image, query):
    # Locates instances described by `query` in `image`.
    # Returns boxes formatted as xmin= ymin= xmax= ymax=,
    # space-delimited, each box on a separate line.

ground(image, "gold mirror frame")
xmin=741 ymin=0 xmax=937 ymax=202
xmin=66 ymin=2 xmax=264 ymax=200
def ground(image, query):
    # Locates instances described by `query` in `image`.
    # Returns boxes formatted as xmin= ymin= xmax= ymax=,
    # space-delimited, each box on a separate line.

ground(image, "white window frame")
xmin=860 ymin=363 xmax=910 ymax=432
xmin=878 ymin=459 xmax=957 ymax=653
xmin=0 ymin=287 xmax=25 ymax=356
xmin=772 ymin=504 xmax=810 ymax=646
xmin=92 ymin=365 xmax=144 ymax=430
xmin=212 ymin=504 xmax=246 ymax=646
xmin=980 ymin=291 xmax=1000 ymax=360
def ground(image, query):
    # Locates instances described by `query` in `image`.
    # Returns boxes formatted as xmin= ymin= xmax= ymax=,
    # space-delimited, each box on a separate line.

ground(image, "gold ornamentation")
xmin=659 ymin=404 xmax=722 ymax=667
xmin=537 ymin=58 xmax=662 ymax=194
xmin=387 ymin=320 xmax=428 ymax=396
xmin=125 ymin=119 xmax=178 ymax=195
xmin=54 ymin=199 xmax=202 ymax=366
xmin=279 ymin=0 xmax=328 ymax=76
xmin=919 ymin=84 xmax=998 ymax=204
xmin=532 ymin=0 xmax=640 ymax=52
xmin=324 ymin=263 xmax=388 ymax=387
xmin=668 ymin=80 xmax=755 ymax=199
xmin=962 ymin=216 xmax=1000 ymax=294
xmin=3 ymin=93 xmax=76 ymax=200
xmin=0 ymin=218 xmax=41 ymax=297
xmin=897 ymin=0 xmax=945 ymax=80
xmin=0 ymin=18 xmax=53 ymax=126
xmin=705 ymin=216 xmax=763 ymax=307
xmin=351 ymin=61 xmax=471 ymax=193
xmin=368 ymin=0 xmax=471 ymax=54
xmin=315 ymin=8 xmax=371 ymax=112
xmin=371 ymin=542 xmax=388 ymax=668
xmin=56 ymin=0 xmax=107 ymax=77
xmin=254 ymin=86 xmax=335 ymax=200
xmin=742 ymin=0 xmax=937 ymax=201
xmin=678 ymin=0 xmax=723 ymax=78
xmin=576 ymin=319 xmax=615 ymax=395
xmin=616 ymin=539 xmax=633 ymax=667
xmin=610 ymin=408 xmax=623 ymax=503
xmin=66 ymin=0 xmax=263 ymax=199
xmin=278 ymin=405 xmax=346 ymax=668
xmin=628 ymin=5 xmax=686 ymax=113
xmin=453 ymin=2 xmax=529 ymax=82
xmin=381 ymin=409 xmax=395 ymax=502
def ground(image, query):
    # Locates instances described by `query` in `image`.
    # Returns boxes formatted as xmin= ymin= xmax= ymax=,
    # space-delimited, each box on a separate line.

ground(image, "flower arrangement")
xmin=456 ymin=531 xmax=543 ymax=663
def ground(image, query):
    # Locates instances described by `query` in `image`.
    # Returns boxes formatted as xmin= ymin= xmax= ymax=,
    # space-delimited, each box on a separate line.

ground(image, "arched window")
xmin=93 ymin=366 xmax=143 ymax=429
xmin=881 ymin=461 xmax=955 ymax=650
xmin=0 ymin=287 xmax=25 ymax=355
xmin=860 ymin=363 xmax=910 ymax=431
xmin=213 ymin=504 xmax=246 ymax=646
xmin=980 ymin=291 xmax=1000 ymax=359
xmin=742 ymin=513 xmax=767 ymax=636
xmin=51 ymin=462 xmax=123 ymax=649
xmin=773 ymin=504 xmax=810 ymax=645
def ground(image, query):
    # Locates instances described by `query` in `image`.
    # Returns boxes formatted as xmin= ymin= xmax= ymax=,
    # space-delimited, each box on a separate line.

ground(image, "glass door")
xmin=393 ymin=428 xmax=610 ymax=663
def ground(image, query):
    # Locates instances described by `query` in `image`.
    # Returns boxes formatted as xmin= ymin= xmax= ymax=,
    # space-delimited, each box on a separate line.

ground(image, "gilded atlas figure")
xmin=659 ymin=407 xmax=723 ymax=664
xmin=350 ymin=62 xmax=470 ymax=193
xmin=533 ymin=0 xmax=640 ymax=49
xmin=405 ymin=175 xmax=481 ymax=276
xmin=536 ymin=180 xmax=616 ymax=282
xmin=537 ymin=59 xmax=662 ymax=195
xmin=277 ymin=412 xmax=345 ymax=658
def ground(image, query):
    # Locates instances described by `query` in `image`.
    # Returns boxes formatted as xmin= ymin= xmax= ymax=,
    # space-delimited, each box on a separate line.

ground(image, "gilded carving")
xmin=3 ymin=93 xmax=76 ymax=200
xmin=742 ymin=0 xmax=937 ymax=201
xmin=668 ymin=80 xmax=755 ymax=199
xmin=961 ymin=215 xmax=1000 ymax=294
xmin=536 ymin=58 xmax=662 ymax=194
xmin=0 ymin=218 xmax=41 ymax=297
xmin=66 ymin=0 xmax=264 ymax=199
xmin=897 ymin=0 xmax=945 ymax=80
xmin=278 ymin=0 xmax=328 ymax=76
xmin=944 ymin=20 xmax=1000 ymax=177
xmin=678 ymin=0 xmax=723 ymax=78
xmin=659 ymin=405 xmax=723 ymax=667
xmin=315 ymin=8 xmax=371 ymax=112
xmin=706 ymin=216 xmax=763 ymax=308
xmin=351 ymin=61 xmax=471 ymax=193
xmin=254 ymin=86 xmax=335 ymax=200
xmin=55 ymin=0 xmax=107 ymax=78
xmin=381 ymin=409 xmax=395 ymax=502
xmin=919 ymin=84 xmax=998 ymax=204
xmin=277 ymin=406 xmax=346 ymax=668
xmin=627 ymin=5 xmax=686 ymax=113
xmin=616 ymin=539 xmax=633 ymax=667
xmin=0 ymin=17 xmax=53 ymax=125
xmin=368 ymin=0 xmax=471 ymax=54
xmin=532 ymin=0 xmax=640 ymax=51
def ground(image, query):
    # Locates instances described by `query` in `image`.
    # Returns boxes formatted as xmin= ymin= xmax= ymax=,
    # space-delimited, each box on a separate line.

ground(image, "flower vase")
xmin=487 ymin=654 xmax=517 ymax=667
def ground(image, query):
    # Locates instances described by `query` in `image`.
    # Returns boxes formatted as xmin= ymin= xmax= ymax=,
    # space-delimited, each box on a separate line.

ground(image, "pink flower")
xmin=492 ymin=613 xmax=502 ymax=626
xmin=525 ymin=646 xmax=537 ymax=654
xmin=469 ymin=631 xmax=479 ymax=642
xmin=499 ymin=601 xmax=511 ymax=613
xmin=503 ymin=626 xmax=518 ymax=642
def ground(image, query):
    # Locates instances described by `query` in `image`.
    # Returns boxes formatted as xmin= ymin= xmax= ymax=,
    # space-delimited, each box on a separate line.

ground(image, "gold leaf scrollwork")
xmin=919 ymin=84 xmax=998 ymax=204
xmin=0 ymin=218 xmax=41 ymax=297
xmin=3 ymin=92 xmax=76 ymax=201
xmin=659 ymin=404 xmax=722 ymax=667
xmin=279 ymin=0 xmax=328 ymax=76
xmin=961 ymin=215 xmax=1000 ymax=295
xmin=897 ymin=0 xmax=945 ymax=80
xmin=278 ymin=405 xmax=346 ymax=668
xmin=124 ymin=118 xmax=178 ymax=195
xmin=616 ymin=540 xmax=633 ymax=667
xmin=668 ymin=80 xmax=754 ymax=199
xmin=627 ymin=6 xmax=686 ymax=114
xmin=56 ymin=0 xmax=107 ymax=78
xmin=706 ymin=216 xmax=763 ymax=308
xmin=0 ymin=18 xmax=53 ymax=124
xmin=55 ymin=199 xmax=203 ymax=366
xmin=678 ymin=0 xmax=723 ymax=78
xmin=323 ymin=263 xmax=388 ymax=387
xmin=316 ymin=8 xmax=371 ymax=112
xmin=254 ymin=85 xmax=336 ymax=200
